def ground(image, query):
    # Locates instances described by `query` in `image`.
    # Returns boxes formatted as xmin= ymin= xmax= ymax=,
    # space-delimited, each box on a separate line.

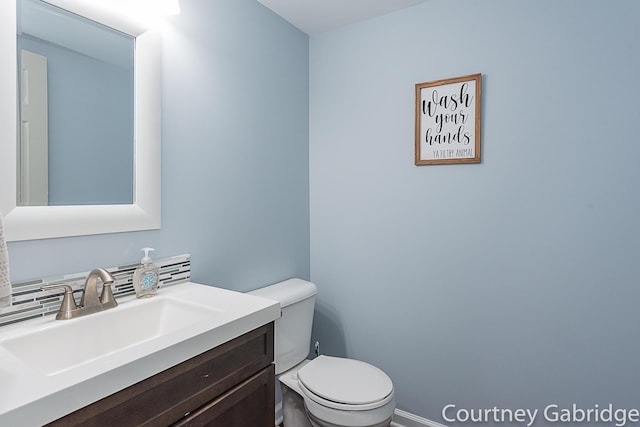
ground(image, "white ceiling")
xmin=256 ymin=0 xmax=429 ymax=35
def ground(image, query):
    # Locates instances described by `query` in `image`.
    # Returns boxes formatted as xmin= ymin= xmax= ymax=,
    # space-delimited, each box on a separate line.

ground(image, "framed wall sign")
xmin=415 ymin=73 xmax=482 ymax=165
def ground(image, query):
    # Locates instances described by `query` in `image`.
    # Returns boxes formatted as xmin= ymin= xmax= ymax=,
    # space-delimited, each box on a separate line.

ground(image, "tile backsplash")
xmin=0 ymin=254 xmax=191 ymax=328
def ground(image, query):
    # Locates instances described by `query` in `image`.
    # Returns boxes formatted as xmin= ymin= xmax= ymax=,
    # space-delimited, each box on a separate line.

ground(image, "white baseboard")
xmin=391 ymin=409 xmax=448 ymax=427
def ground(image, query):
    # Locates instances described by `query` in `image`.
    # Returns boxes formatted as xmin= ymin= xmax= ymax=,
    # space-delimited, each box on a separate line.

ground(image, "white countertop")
xmin=0 ymin=282 xmax=280 ymax=426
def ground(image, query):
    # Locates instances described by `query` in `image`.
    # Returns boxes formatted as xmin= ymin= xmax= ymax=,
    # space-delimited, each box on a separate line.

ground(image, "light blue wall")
xmin=7 ymin=0 xmax=310 ymax=291
xmin=160 ymin=0 xmax=310 ymax=289
xmin=309 ymin=0 xmax=640 ymax=423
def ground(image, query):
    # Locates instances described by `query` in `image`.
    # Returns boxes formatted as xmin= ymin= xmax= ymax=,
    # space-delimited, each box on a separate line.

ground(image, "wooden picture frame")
xmin=415 ymin=73 xmax=482 ymax=165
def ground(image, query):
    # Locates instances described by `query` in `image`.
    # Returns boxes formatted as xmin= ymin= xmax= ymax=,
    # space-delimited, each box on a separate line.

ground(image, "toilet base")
xmin=282 ymin=381 xmax=313 ymax=427
xmin=306 ymin=409 xmax=392 ymax=427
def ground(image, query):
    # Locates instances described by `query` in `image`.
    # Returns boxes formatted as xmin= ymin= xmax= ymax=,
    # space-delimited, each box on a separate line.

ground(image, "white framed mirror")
xmin=0 ymin=0 xmax=161 ymax=241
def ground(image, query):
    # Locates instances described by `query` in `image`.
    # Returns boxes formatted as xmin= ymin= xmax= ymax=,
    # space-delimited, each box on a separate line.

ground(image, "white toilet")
xmin=249 ymin=278 xmax=395 ymax=427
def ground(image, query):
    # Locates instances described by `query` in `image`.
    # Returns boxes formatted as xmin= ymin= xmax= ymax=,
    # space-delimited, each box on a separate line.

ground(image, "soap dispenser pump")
xmin=132 ymin=248 xmax=159 ymax=298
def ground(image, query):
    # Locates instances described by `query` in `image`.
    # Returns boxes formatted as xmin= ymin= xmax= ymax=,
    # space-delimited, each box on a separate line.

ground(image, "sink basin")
xmin=1 ymin=296 xmax=222 ymax=376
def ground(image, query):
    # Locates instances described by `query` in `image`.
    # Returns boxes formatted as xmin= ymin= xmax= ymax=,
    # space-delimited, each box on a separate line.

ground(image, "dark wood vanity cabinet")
xmin=47 ymin=323 xmax=275 ymax=427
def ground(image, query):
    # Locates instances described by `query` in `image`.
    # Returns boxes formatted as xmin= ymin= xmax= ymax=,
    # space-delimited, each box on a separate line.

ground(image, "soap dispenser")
xmin=132 ymin=248 xmax=159 ymax=298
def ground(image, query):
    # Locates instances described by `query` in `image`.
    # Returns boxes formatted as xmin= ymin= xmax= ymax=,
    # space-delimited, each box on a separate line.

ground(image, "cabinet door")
xmin=175 ymin=364 xmax=275 ymax=427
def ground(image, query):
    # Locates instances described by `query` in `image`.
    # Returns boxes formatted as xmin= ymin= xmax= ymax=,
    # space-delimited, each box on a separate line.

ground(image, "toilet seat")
xmin=297 ymin=356 xmax=394 ymax=411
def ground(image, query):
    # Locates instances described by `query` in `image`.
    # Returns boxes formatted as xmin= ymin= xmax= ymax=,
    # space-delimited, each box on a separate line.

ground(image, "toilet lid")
xmin=297 ymin=356 xmax=393 ymax=405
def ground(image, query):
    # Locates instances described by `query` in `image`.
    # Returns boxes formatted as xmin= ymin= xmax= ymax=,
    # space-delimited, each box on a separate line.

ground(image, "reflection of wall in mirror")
xmin=19 ymin=49 xmax=48 ymax=206
xmin=17 ymin=0 xmax=135 ymax=206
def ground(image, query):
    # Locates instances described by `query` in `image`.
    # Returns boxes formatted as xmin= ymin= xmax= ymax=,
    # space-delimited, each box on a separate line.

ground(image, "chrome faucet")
xmin=41 ymin=268 xmax=118 ymax=320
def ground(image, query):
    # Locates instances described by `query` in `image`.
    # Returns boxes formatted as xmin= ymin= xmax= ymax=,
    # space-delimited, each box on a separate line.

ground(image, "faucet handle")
xmin=100 ymin=282 xmax=118 ymax=309
xmin=41 ymin=284 xmax=78 ymax=320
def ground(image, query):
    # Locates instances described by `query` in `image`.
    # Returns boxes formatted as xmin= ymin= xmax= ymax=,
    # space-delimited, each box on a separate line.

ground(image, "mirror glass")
xmin=17 ymin=0 xmax=134 ymax=206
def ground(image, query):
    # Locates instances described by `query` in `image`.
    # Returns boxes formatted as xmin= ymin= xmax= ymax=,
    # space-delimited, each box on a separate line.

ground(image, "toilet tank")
xmin=249 ymin=278 xmax=318 ymax=375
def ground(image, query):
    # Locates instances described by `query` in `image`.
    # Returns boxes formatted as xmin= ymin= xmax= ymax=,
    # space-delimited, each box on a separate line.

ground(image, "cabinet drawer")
xmin=174 ymin=364 xmax=275 ymax=427
xmin=47 ymin=323 xmax=274 ymax=427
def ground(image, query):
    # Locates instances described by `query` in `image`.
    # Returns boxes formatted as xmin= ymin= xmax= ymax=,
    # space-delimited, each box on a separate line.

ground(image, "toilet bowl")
xmin=249 ymin=278 xmax=395 ymax=427
xmin=287 ymin=356 xmax=395 ymax=427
